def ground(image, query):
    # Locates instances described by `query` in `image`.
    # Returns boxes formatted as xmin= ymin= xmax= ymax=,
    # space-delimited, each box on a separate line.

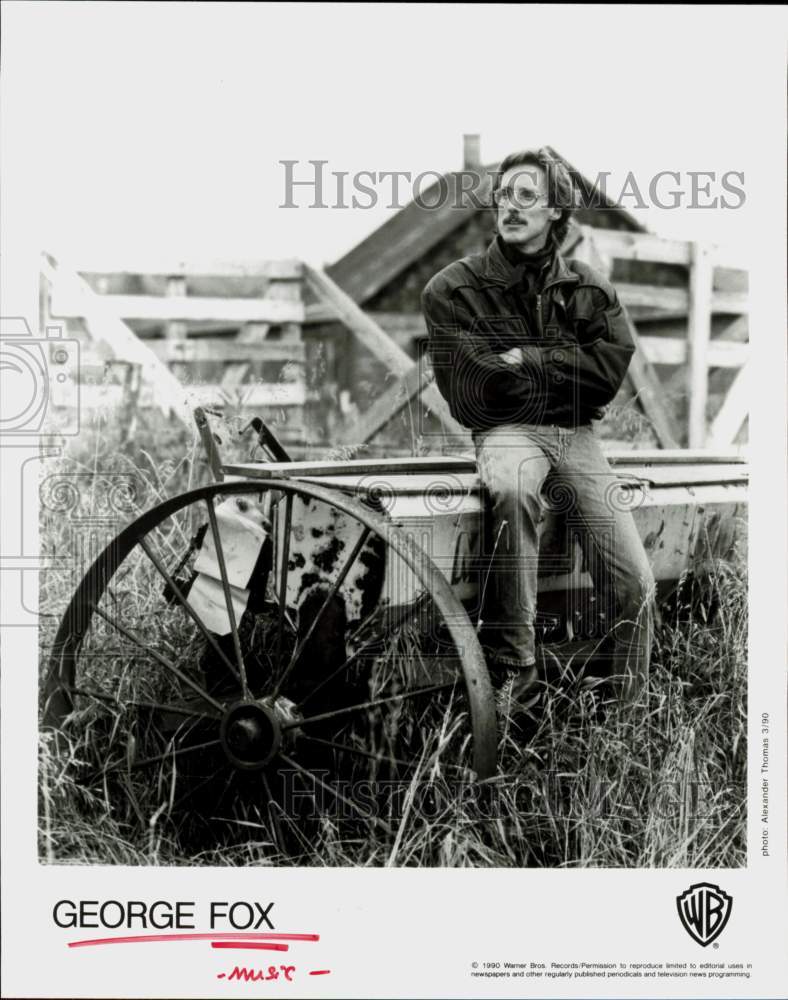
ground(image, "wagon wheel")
xmin=42 ymin=479 xmax=496 ymax=858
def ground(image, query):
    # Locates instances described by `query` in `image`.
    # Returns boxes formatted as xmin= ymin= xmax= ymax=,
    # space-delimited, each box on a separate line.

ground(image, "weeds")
xmin=38 ymin=410 xmax=747 ymax=868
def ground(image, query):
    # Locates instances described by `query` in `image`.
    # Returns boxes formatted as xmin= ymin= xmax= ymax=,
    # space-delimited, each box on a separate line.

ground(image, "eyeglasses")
xmin=492 ymin=185 xmax=549 ymax=209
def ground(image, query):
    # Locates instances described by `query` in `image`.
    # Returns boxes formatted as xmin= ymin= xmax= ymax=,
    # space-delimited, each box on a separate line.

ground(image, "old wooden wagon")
xmin=43 ymin=441 xmax=747 ymax=832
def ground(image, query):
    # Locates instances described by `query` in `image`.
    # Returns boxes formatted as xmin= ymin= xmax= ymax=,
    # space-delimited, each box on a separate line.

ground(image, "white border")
xmin=2 ymin=5 xmax=786 ymax=998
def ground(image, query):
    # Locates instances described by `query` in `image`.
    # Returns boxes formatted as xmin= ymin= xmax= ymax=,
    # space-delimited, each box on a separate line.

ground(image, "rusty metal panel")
xmin=274 ymin=495 xmax=396 ymax=621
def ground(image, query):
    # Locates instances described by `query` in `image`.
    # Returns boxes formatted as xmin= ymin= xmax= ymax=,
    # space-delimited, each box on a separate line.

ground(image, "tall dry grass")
xmin=38 ymin=410 xmax=747 ymax=868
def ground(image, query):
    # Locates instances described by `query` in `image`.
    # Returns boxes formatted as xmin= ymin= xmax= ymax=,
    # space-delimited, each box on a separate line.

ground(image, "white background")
xmin=1 ymin=4 xmax=787 ymax=998
xmin=0 ymin=2 xmax=777 ymax=266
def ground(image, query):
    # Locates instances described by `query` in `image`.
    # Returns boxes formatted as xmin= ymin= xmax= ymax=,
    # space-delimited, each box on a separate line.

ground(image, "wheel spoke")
xmin=298 ymin=599 xmax=426 ymax=711
xmin=173 ymin=524 xmax=208 ymax=578
xmin=277 ymin=751 xmax=393 ymax=834
xmin=282 ymin=680 xmax=456 ymax=731
xmin=60 ymin=684 xmax=219 ymax=721
xmin=92 ymin=605 xmax=224 ymax=713
xmin=348 ymin=597 xmax=428 ymax=645
xmin=274 ymin=493 xmax=294 ymax=673
xmin=262 ymin=787 xmax=315 ymax=861
xmin=298 ymin=735 xmax=415 ymax=771
xmin=299 ymin=733 xmax=468 ymax=774
xmin=295 ymin=632 xmax=382 ymax=711
xmin=271 ymin=526 xmax=372 ymax=699
xmin=172 ymin=769 xmax=223 ymax=811
xmin=137 ymin=535 xmax=242 ymax=689
xmin=103 ymin=738 xmax=221 ymax=773
xmin=204 ymin=497 xmax=250 ymax=699
xmin=212 ymin=770 xmax=237 ymax=817
xmin=261 ymin=771 xmax=286 ymax=854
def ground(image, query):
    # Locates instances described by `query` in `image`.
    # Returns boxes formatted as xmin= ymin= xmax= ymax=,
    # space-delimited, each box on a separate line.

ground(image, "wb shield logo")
xmin=676 ymin=883 xmax=733 ymax=946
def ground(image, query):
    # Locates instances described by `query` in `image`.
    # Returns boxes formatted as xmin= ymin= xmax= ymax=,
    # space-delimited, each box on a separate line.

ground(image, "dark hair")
xmin=492 ymin=147 xmax=575 ymax=248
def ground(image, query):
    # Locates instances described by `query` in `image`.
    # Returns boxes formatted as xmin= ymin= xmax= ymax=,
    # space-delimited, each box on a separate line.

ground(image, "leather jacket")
xmin=421 ymin=236 xmax=635 ymax=430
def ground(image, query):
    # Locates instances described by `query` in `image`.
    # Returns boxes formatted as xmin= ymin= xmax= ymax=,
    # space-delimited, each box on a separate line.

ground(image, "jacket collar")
xmin=481 ymin=235 xmax=580 ymax=292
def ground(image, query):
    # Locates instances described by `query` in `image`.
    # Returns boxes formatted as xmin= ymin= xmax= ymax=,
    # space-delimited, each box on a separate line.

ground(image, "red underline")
xmin=211 ymin=942 xmax=289 ymax=951
xmin=309 ymin=970 xmax=331 ymax=976
xmin=68 ymin=932 xmax=319 ymax=948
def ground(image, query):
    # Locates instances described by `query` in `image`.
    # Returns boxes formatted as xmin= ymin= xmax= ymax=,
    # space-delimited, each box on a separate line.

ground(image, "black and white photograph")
xmin=1 ymin=3 xmax=786 ymax=998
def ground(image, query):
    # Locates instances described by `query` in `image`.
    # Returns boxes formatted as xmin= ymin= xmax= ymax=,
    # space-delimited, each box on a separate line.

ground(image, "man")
xmin=421 ymin=147 xmax=655 ymax=706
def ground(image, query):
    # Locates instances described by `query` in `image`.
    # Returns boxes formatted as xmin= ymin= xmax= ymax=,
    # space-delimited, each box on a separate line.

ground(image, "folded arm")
xmin=422 ymin=281 xmax=635 ymax=427
xmin=422 ymin=286 xmax=548 ymax=427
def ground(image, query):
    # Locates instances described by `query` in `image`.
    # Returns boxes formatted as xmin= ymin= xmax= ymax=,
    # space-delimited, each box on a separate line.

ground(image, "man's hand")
xmin=498 ymin=346 xmax=525 ymax=366
xmin=498 ymin=345 xmax=542 ymax=368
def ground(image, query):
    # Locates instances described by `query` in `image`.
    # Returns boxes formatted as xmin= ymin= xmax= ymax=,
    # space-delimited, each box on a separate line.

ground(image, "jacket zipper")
xmin=536 ymin=293 xmax=543 ymax=337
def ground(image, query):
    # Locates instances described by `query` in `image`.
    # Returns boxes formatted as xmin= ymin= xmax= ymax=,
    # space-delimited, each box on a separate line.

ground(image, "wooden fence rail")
xmin=579 ymin=227 xmax=748 ymax=448
xmin=43 ymin=253 xmax=308 ymax=445
xmin=41 ymin=226 xmax=749 ymax=452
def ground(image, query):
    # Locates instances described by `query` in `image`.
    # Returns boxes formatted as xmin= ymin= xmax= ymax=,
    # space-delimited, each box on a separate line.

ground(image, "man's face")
xmin=495 ymin=163 xmax=561 ymax=252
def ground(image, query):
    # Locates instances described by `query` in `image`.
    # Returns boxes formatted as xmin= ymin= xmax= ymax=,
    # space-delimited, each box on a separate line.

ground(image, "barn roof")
xmin=326 ymin=146 xmax=646 ymax=305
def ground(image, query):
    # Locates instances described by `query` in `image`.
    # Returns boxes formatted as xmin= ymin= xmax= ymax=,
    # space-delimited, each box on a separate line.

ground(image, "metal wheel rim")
xmin=42 ymin=478 xmax=497 ymax=794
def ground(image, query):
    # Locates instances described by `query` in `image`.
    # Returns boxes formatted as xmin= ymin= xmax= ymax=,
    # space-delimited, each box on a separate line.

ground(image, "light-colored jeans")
xmin=473 ymin=422 xmax=656 ymax=703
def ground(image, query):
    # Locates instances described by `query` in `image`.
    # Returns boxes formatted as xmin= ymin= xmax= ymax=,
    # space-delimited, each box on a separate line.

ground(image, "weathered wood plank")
xmin=186 ymin=383 xmax=307 ymax=407
xmin=605 ymin=449 xmax=746 ymax=466
xmin=236 ymin=322 xmax=271 ymax=344
xmin=342 ymin=363 xmax=434 ymax=444
xmin=575 ymin=231 xmax=679 ymax=449
xmin=305 ymin=302 xmax=337 ymax=325
xmin=194 ymin=406 xmax=225 ymax=482
xmin=590 ymin=228 xmax=748 ymax=272
xmin=50 ymin=291 xmax=305 ymax=324
xmin=713 ymin=314 xmax=749 ymax=344
xmin=708 ymin=316 xmax=749 ymax=398
xmin=225 ymin=456 xmax=479 ymax=479
xmin=42 ymin=254 xmax=196 ymax=425
xmin=372 ymin=312 xmax=429 ymax=335
xmin=73 ymin=258 xmax=303 ymax=279
xmin=146 ymin=339 xmax=306 ymax=363
xmin=303 ymin=264 xmax=466 ymax=437
xmin=687 ymin=242 xmax=714 ymax=448
xmin=592 ymin=229 xmax=692 ymax=266
xmin=71 ymin=383 xmax=306 ymax=414
xmin=165 ymin=276 xmax=187 ymax=339
xmin=304 ymin=265 xmax=415 ymax=377
xmin=708 ymin=358 xmax=751 ymax=446
xmin=624 ymin=318 xmax=681 ymax=448
xmin=638 ymin=335 xmax=747 ymax=368
xmin=617 ymin=283 xmax=748 ymax=314
xmin=707 ymin=288 xmax=749 ymax=314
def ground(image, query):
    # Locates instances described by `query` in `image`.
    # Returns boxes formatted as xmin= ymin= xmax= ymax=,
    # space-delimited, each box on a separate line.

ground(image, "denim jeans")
xmin=473 ymin=422 xmax=656 ymax=703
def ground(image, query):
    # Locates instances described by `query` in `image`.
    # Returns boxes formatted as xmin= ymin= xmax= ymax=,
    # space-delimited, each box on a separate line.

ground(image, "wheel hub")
xmin=220 ymin=700 xmax=281 ymax=770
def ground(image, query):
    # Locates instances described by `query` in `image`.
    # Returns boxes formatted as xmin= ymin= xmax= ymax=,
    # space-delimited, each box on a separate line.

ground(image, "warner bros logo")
xmin=676 ymin=883 xmax=733 ymax=947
